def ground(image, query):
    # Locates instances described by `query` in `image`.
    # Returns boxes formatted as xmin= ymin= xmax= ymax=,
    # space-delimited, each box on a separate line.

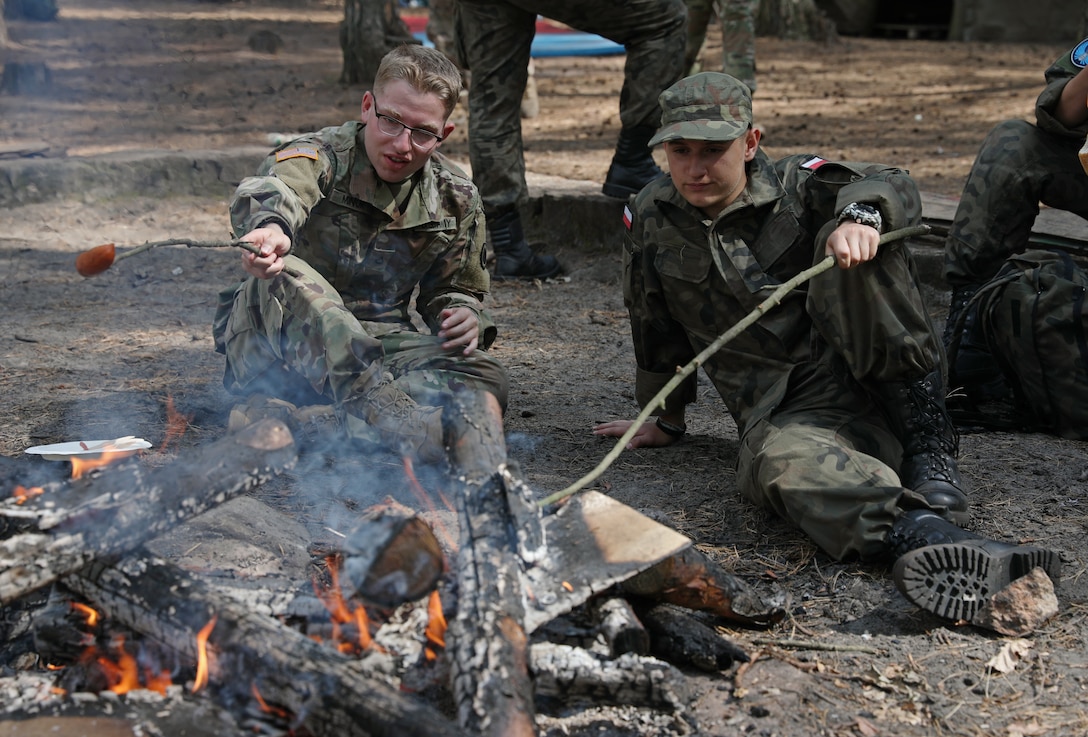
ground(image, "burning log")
xmin=62 ymin=551 xmax=464 ymax=737
xmin=0 ymin=419 xmax=297 ymax=606
xmin=621 ymin=545 xmax=788 ymax=628
xmin=445 ymin=392 xmax=541 ymax=737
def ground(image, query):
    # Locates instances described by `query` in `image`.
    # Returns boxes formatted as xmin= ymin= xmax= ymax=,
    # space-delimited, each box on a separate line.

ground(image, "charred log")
xmin=63 ymin=551 xmax=462 ymax=737
xmin=592 ymin=597 xmax=649 ymax=657
xmin=0 ymin=419 xmax=297 ymax=606
xmin=445 ymin=392 xmax=540 ymax=737
xmin=530 ymin=642 xmax=692 ymax=717
xmin=639 ymin=603 xmax=750 ymax=672
xmin=621 ymin=545 xmax=788 ymax=628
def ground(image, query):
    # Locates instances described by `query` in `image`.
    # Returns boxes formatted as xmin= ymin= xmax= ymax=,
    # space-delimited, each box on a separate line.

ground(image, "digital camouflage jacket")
xmin=229 ymin=121 xmax=496 ymax=346
xmin=623 ymin=148 xmax=924 ymax=436
xmin=1036 ymin=38 xmax=1088 ymax=140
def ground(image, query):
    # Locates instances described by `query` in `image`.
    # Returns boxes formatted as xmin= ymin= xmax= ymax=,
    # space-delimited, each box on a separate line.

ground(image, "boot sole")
xmin=893 ymin=543 xmax=1060 ymax=622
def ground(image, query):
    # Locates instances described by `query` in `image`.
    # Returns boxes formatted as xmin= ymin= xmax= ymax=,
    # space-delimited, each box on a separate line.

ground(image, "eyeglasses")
xmin=372 ymin=100 xmax=443 ymax=150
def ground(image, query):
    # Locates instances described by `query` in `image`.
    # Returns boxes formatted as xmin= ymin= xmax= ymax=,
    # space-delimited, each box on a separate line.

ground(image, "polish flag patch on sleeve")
xmin=801 ymin=156 xmax=827 ymax=170
xmin=275 ymin=145 xmax=320 ymax=162
xmin=623 ymin=205 xmax=633 ymax=230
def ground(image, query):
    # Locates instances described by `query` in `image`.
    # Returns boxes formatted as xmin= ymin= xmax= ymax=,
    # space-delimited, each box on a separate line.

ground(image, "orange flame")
xmin=71 ymin=601 xmax=100 ymax=628
xmin=159 ymin=395 xmax=192 ymax=454
xmin=192 ymin=614 xmax=217 ymax=693
xmin=251 ymin=682 xmax=292 ymax=719
xmin=12 ymin=485 xmax=44 ymax=505
xmin=313 ymin=555 xmax=379 ymax=655
xmin=423 ymin=589 xmax=447 ymax=662
xmin=69 ymin=449 xmax=136 ymax=480
xmin=97 ymin=636 xmax=141 ymax=695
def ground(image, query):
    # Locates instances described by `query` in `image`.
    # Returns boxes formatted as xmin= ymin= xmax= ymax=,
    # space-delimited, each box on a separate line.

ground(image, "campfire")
xmin=1 ymin=393 xmax=787 ymax=736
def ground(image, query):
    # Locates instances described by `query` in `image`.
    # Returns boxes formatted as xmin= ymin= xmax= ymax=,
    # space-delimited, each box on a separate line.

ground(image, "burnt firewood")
xmin=639 ymin=602 xmax=749 ymax=673
xmin=0 ymin=419 xmax=297 ymax=606
xmin=530 ymin=641 xmax=692 ymax=716
xmin=339 ymin=498 xmax=446 ymax=609
xmin=591 ymin=597 xmax=649 ymax=657
xmin=63 ymin=551 xmax=462 ymax=737
xmin=620 ymin=545 xmax=788 ymax=628
xmin=445 ymin=392 xmax=539 ymax=737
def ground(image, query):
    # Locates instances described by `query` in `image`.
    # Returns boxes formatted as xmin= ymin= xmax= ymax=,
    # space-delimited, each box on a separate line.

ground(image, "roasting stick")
xmin=540 ymin=223 xmax=932 ymax=507
xmin=75 ymin=238 xmax=262 ymax=277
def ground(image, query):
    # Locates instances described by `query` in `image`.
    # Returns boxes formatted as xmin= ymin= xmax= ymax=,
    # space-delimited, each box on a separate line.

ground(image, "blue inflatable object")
xmin=414 ymin=32 xmax=623 ymax=57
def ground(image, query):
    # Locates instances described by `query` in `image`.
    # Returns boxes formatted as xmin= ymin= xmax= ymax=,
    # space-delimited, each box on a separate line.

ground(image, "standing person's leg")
xmin=454 ymin=0 xmax=559 ymax=280
xmin=683 ymin=0 xmax=714 ymax=74
xmin=715 ymin=0 xmax=758 ymax=92
xmin=533 ymin=0 xmax=687 ymax=199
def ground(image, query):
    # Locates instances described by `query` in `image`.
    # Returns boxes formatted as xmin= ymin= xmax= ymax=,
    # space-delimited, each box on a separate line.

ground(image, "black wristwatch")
xmin=655 ymin=416 xmax=687 ymax=438
xmin=837 ymin=202 xmax=882 ymax=232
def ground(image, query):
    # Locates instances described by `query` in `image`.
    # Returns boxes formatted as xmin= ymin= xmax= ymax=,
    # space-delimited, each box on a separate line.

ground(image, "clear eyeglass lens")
xmin=376 ymin=114 xmax=439 ymax=149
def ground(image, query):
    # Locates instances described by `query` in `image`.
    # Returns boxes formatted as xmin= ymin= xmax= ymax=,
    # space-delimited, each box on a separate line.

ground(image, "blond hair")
xmin=375 ymin=45 xmax=462 ymax=118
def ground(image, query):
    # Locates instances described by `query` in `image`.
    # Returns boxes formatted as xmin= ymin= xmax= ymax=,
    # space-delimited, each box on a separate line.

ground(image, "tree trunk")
xmin=340 ymin=0 xmax=418 ymax=86
xmin=757 ymin=0 xmax=838 ymax=42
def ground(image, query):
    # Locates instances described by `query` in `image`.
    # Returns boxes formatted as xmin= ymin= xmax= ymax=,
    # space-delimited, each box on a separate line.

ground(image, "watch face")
xmin=1072 ymin=39 xmax=1088 ymax=68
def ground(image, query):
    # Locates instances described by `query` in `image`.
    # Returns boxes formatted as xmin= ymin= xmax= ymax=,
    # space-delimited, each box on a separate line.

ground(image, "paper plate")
xmin=25 ymin=436 xmax=153 ymax=462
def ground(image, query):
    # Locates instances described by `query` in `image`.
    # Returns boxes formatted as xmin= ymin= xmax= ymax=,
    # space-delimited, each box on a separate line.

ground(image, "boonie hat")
xmin=647 ymin=72 xmax=753 ymax=147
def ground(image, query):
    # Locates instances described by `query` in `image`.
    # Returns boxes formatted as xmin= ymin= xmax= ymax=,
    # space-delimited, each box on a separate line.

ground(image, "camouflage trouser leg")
xmin=213 ymin=256 xmax=508 ymax=410
xmin=456 ymin=0 xmax=686 ymax=213
xmin=683 ymin=0 xmax=715 ymax=73
xmin=945 ymin=119 xmax=1088 ymax=286
xmin=738 ymin=400 xmax=931 ymax=561
xmin=807 ymin=236 xmax=943 ymax=383
xmin=716 ymin=0 xmax=758 ymax=92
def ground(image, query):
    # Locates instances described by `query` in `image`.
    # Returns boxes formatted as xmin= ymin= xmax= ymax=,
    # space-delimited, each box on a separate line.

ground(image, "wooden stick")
xmin=540 ymin=223 xmax=932 ymax=506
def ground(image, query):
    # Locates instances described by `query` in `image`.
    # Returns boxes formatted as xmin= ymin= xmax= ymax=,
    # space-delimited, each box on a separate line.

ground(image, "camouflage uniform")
xmin=212 ymin=121 xmax=509 ymax=420
xmin=624 ymin=150 xmax=944 ymax=561
xmin=945 ymin=39 xmax=1088 ymax=287
xmin=454 ymin=0 xmax=687 ymax=214
xmin=683 ymin=0 xmax=758 ymax=91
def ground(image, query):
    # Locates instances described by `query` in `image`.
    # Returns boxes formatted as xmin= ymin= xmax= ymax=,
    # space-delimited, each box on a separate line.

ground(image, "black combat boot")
xmin=874 ymin=371 xmax=969 ymax=526
xmin=943 ymin=284 xmax=1007 ymax=403
xmin=488 ymin=209 xmax=561 ymax=281
xmin=887 ymin=509 xmax=1061 ymax=622
xmin=601 ymin=125 xmax=665 ymax=199
xmin=340 ymin=379 xmax=446 ymax=464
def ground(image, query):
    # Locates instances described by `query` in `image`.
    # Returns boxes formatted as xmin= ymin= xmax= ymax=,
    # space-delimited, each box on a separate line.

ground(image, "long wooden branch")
xmin=0 ymin=419 xmax=297 ymax=605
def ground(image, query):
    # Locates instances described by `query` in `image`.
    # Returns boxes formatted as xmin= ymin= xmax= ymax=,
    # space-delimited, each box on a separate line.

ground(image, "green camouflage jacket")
xmin=1036 ymin=38 xmax=1088 ymax=140
xmin=230 ymin=121 xmax=496 ymax=346
xmin=623 ymin=148 xmax=922 ymax=436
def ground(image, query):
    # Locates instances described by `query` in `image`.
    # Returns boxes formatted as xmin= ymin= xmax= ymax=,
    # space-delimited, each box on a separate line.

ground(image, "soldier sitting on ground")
xmin=594 ymin=72 xmax=1061 ymax=622
xmin=212 ymin=45 xmax=508 ymax=464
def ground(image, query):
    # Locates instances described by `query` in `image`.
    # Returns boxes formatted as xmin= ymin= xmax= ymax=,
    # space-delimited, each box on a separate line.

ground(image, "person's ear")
xmin=360 ymin=90 xmax=374 ymax=121
xmin=743 ymin=126 xmax=761 ymax=162
xmin=440 ymin=120 xmax=455 ymax=142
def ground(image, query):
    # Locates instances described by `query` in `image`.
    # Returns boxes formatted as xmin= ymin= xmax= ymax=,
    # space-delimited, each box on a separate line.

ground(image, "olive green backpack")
xmin=950 ymin=249 xmax=1088 ymax=439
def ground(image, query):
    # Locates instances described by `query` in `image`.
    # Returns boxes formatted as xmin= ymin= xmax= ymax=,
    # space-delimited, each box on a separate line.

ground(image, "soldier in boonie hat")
xmin=648 ymin=72 xmax=753 ymax=146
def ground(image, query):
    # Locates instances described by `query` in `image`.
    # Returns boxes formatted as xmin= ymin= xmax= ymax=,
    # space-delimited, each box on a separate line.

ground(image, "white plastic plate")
xmin=25 ymin=436 xmax=153 ymax=461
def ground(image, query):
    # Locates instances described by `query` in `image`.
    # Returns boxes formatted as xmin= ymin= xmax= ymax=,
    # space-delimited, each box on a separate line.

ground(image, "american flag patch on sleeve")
xmin=275 ymin=145 xmax=320 ymax=162
xmin=801 ymin=156 xmax=827 ymax=170
xmin=623 ymin=205 xmax=633 ymax=230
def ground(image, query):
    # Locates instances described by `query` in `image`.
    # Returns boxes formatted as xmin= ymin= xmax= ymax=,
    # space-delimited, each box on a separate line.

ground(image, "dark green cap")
xmin=648 ymin=72 xmax=753 ymax=146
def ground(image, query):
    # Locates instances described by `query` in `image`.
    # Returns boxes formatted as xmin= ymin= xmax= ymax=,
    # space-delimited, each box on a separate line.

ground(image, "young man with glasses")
xmin=213 ymin=45 xmax=507 ymax=465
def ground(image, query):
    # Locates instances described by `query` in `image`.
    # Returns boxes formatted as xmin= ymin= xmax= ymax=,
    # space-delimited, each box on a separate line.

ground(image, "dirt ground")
xmin=3 ymin=1 xmax=1088 ymax=736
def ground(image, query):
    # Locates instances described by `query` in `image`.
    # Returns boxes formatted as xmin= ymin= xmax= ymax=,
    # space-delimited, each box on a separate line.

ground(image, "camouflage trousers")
xmin=683 ymin=0 xmax=758 ymax=91
xmin=212 ymin=255 xmax=509 ymax=415
xmin=945 ymin=119 xmax=1088 ymax=286
xmin=738 ymin=386 xmax=933 ymax=562
xmin=455 ymin=0 xmax=687 ymax=213
xmin=739 ymin=239 xmax=944 ymax=562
